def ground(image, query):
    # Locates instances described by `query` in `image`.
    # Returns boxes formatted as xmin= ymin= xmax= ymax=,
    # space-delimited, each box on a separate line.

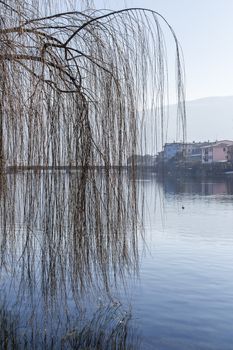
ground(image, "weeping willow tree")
xmin=0 ymin=1 xmax=185 ymax=345
xmin=0 ymin=0 xmax=186 ymax=168
xmin=0 ymin=0 xmax=186 ymax=293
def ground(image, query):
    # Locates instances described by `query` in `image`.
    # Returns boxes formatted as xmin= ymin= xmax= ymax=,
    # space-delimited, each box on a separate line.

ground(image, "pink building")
xmin=201 ymin=140 xmax=233 ymax=164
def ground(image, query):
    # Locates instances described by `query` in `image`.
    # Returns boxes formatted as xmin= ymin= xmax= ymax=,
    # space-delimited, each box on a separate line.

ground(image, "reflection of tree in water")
xmin=0 ymin=172 xmax=140 ymax=347
xmin=0 ymin=0 xmax=185 ymax=347
xmin=1 ymin=172 xmax=138 ymax=297
xmin=0 ymin=300 xmax=139 ymax=349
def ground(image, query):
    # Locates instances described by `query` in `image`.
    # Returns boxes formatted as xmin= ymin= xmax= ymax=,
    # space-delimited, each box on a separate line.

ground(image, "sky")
xmin=94 ymin=0 xmax=233 ymax=102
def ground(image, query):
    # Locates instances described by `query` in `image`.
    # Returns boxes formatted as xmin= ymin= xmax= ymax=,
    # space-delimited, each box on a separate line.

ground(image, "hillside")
xmin=141 ymin=96 xmax=233 ymax=154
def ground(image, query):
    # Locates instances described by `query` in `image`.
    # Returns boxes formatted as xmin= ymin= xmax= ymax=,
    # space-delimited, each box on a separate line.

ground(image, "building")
xmin=159 ymin=140 xmax=233 ymax=165
xmin=163 ymin=142 xmax=184 ymax=161
xmin=184 ymin=142 xmax=212 ymax=163
xmin=156 ymin=150 xmax=164 ymax=162
xmin=127 ymin=154 xmax=156 ymax=167
xmin=227 ymin=145 xmax=233 ymax=162
xmin=201 ymin=140 xmax=233 ymax=164
xmin=163 ymin=141 xmax=211 ymax=163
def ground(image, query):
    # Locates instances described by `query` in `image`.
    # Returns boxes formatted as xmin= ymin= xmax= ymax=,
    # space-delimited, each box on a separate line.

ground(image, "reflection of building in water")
xmin=201 ymin=182 xmax=227 ymax=195
xmin=160 ymin=176 xmax=233 ymax=196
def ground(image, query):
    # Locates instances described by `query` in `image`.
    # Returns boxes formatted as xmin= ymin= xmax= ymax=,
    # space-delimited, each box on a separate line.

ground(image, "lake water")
xmin=1 ymin=173 xmax=233 ymax=349
xmin=129 ymin=175 xmax=233 ymax=349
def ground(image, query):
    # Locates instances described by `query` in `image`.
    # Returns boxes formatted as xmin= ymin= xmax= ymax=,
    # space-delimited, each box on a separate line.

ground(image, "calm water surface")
xmin=1 ymin=173 xmax=233 ymax=349
xmin=131 ymin=176 xmax=233 ymax=349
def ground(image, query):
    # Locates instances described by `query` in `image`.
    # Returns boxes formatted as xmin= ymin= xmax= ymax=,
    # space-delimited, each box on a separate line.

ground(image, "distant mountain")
xmin=141 ymin=96 xmax=233 ymax=154
xmin=175 ymin=96 xmax=233 ymax=142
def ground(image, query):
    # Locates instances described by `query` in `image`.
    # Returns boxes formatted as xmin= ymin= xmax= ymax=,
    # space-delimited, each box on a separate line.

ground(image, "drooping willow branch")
xmin=0 ymin=5 xmax=186 ymax=167
xmin=0 ymin=1 xmax=186 ymax=301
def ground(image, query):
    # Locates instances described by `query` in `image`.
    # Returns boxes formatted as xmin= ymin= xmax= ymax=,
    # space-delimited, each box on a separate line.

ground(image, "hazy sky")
xmin=94 ymin=0 xmax=233 ymax=102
